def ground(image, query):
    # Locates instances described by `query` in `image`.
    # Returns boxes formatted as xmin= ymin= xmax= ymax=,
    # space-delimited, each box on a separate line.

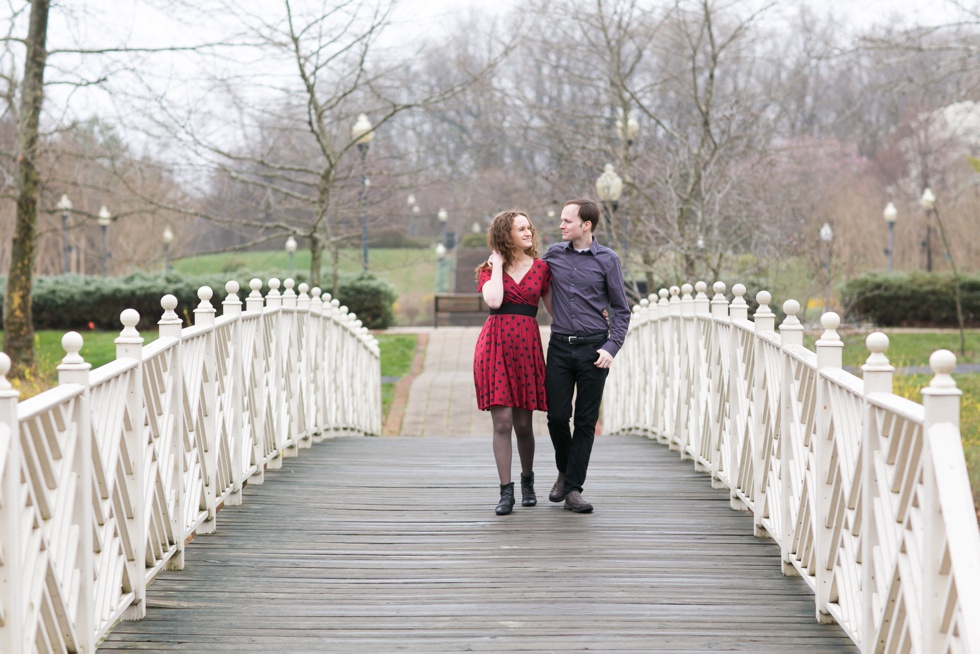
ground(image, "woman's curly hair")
xmin=474 ymin=209 xmax=539 ymax=280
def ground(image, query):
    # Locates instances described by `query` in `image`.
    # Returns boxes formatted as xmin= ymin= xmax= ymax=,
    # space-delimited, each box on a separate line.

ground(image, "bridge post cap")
xmin=197 ymin=286 xmax=213 ymax=303
xmin=339 ymin=305 xmax=349 ymax=315
xmin=756 ymin=290 xmax=771 ymax=305
xmin=820 ymin=312 xmax=841 ymax=331
xmin=713 ymin=281 xmax=726 ymax=294
xmin=632 ymin=304 xmax=640 ymax=313
xmin=330 ymin=299 xmax=340 ymax=308
xmin=353 ymin=319 xmax=362 ymax=329
xmin=681 ymin=283 xmax=693 ymax=295
xmin=732 ymin=283 xmax=746 ymax=298
xmin=640 ymin=298 xmax=649 ymax=308
xmin=161 ymin=294 xmax=178 ymax=311
xmin=225 ymin=280 xmax=240 ymax=295
xmin=299 ymin=283 xmax=309 ymax=294
xmin=782 ymin=299 xmax=800 ymax=315
xmin=669 ymin=286 xmax=679 ymax=296
xmin=321 ymin=292 xmax=331 ymax=302
xmin=865 ymin=332 xmax=889 ymax=354
xmin=119 ymin=309 xmax=141 ymax=334
xmin=0 ymin=352 xmax=11 ymax=390
xmin=928 ymin=350 xmax=957 ymax=389
xmin=695 ymin=281 xmax=707 ymax=294
xmin=249 ymin=278 xmax=263 ymax=292
xmin=658 ymin=288 xmax=669 ymax=299
xmin=62 ymin=331 xmax=85 ymax=365
xmin=269 ymin=278 xmax=281 ymax=290
xmin=284 ymin=278 xmax=295 ymax=290
xmin=310 ymin=287 xmax=321 ymax=298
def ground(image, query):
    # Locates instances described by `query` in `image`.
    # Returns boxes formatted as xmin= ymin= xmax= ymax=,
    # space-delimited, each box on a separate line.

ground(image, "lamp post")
xmin=97 ymin=205 xmax=111 ymax=276
xmin=595 ymin=163 xmax=623 ymax=248
xmin=616 ymin=109 xmax=639 ymax=147
xmin=162 ymin=226 xmax=174 ymax=272
xmin=820 ymin=222 xmax=833 ymax=312
xmin=407 ymin=194 xmax=418 ymax=237
xmin=920 ymin=187 xmax=935 ymax=272
xmin=883 ymin=201 xmax=897 ymax=272
xmin=351 ymin=113 xmax=374 ymax=273
xmin=58 ymin=194 xmax=72 ymax=275
xmin=435 ymin=242 xmax=447 ymax=293
xmin=285 ymin=235 xmax=297 ymax=276
xmin=437 ymin=207 xmax=448 ymax=245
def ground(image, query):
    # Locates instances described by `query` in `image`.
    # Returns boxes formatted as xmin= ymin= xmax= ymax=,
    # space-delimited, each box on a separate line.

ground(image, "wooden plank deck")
xmin=99 ymin=434 xmax=857 ymax=652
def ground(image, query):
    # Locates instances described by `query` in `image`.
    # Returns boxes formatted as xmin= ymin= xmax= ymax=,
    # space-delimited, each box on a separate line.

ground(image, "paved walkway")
xmin=398 ymin=327 xmax=551 ymax=437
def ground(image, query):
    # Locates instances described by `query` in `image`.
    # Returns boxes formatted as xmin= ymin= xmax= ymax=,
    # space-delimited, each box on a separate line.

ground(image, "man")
xmin=541 ymin=198 xmax=631 ymax=513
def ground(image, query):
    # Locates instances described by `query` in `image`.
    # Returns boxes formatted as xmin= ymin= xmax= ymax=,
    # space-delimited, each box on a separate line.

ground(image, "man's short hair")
xmin=563 ymin=198 xmax=601 ymax=231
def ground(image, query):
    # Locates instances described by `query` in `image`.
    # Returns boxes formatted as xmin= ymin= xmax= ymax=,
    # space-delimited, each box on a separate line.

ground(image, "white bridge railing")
xmin=605 ymin=282 xmax=980 ymax=653
xmin=0 ymin=277 xmax=381 ymax=653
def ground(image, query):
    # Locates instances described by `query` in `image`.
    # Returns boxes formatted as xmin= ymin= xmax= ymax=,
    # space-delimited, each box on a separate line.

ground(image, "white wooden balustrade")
xmin=605 ymin=281 xmax=980 ymax=653
xmin=0 ymin=278 xmax=380 ymax=653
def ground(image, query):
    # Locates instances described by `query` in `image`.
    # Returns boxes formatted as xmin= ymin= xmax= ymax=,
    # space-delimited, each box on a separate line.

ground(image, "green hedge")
xmin=0 ymin=271 xmax=397 ymax=331
xmin=840 ymin=271 xmax=980 ymax=327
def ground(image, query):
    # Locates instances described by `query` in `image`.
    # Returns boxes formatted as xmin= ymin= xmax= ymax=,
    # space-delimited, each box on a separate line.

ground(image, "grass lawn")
xmin=376 ymin=333 xmax=419 ymax=424
xmin=173 ymin=248 xmax=438 ymax=326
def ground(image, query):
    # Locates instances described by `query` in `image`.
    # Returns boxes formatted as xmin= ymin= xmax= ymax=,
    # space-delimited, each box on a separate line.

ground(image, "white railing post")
xmin=725 ymin=284 xmax=749 ymax=502
xmin=752 ymin=291 xmax=775 ymax=537
xmin=245 ymin=278 xmax=268 ymax=483
xmin=860 ymin=332 xmax=893 ymax=650
xmin=777 ymin=299 xmax=803 ymax=576
xmin=116 ymin=309 xmax=147 ymax=621
xmin=814 ymin=311 xmax=843 ymax=624
xmin=194 ymin=287 xmax=219 ymax=534
xmin=0 ymin=353 xmax=23 ymax=654
xmin=223 ymin=281 xmax=246 ymax=507
xmin=58 ymin=332 xmax=96 ymax=653
xmin=159 ymin=294 xmax=185 ymax=570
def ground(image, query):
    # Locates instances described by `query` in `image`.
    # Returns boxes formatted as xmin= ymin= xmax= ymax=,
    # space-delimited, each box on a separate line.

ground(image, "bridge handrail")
xmin=605 ymin=281 xmax=980 ymax=653
xmin=0 ymin=276 xmax=381 ymax=654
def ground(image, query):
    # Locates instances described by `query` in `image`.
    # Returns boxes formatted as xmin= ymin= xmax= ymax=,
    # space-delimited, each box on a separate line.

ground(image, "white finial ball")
xmin=339 ymin=306 xmax=349 ymax=315
xmin=713 ymin=281 xmax=726 ymax=294
xmin=733 ymin=283 xmax=746 ymax=297
xmin=821 ymin=312 xmax=840 ymax=330
xmin=161 ymin=294 xmax=178 ymax=311
xmin=311 ymin=287 xmax=321 ymax=298
xmin=695 ymin=281 xmax=707 ymax=293
xmin=648 ymin=293 xmax=658 ymax=302
xmin=659 ymin=288 xmax=669 ymax=299
xmin=353 ymin=319 xmax=362 ymax=329
xmin=756 ymin=290 xmax=771 ymax=305
xmin=929 ymin=349 xmax=956 ymax=376
xmin=269 ymin=278 xmax=281 ymax=290
xmin=197 ymin=286 xmax=213 ymax=302
xmin=250 ymin=278 xmax=263 ymax=292
xmin=299 ymin=283 xmax=309 ymax=294
xmin=284 ymin=278 xmax=294 ymax=290
xmin=640 ymin=298 xmax=649 ymax=308
xmin=120 ymin=309 xmax=140 ymax=328
xmin=62 ymin=331 xmax=84 ymax=354
xmin=322 ymin=292 xmax=332 ymax=302
xmin=670 ymin=286 xmax=680 ymax=296
xmin=225 ymin=280 xmax=240 ymax=295
xmin=866 ymin=332 xmax=889 ymax=354
xmin=0 ymin=352 xmax=10 ymax=378
xmin=681 ymin=283 xmax=693 ymax=295
xmin=783 ymin=299 xmax=800 ymax=315
xmin=632 ymin=305 xmax=640 ymax=313
xmin=331 ymin=299 xmax=340 ymax=308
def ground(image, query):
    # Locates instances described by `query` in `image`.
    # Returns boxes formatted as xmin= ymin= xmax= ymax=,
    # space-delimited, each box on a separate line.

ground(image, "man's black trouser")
xmin=545 ymin=334 xmax=609 ymax=494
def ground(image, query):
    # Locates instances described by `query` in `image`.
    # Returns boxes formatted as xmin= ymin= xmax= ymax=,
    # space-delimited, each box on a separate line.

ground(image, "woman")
xmin=474 ymin=210 xmax=551 ymax=515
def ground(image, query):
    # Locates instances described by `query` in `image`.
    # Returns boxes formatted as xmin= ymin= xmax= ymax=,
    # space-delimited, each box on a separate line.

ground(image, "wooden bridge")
xmin=1 ymin=278 xmax=978 ymax=653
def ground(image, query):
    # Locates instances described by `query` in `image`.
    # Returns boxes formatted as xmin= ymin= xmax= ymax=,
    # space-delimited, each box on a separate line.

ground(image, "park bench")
xmin=433 ymin=293 xmax=490 ymax=327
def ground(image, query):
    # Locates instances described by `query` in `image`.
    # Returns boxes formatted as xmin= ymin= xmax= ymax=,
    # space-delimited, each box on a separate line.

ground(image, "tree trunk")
xmin=308 ymin=231 xmax=322 ymax=290
xmin=3 ymin=0 xmax=51 ymax=376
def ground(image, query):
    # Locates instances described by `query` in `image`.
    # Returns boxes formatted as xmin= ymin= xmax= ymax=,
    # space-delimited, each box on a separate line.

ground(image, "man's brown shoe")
xmin=563 ymin=490 xmax=593 ymax=513
xmin=549 ymin=473 xmax=566 ymax=503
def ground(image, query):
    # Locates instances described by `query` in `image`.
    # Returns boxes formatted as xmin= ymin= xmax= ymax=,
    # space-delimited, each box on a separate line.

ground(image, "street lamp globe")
xmin=820 ymin=222 xmax=833 ymax=243
xmin=162 ymin=226 xmax=174 ymax=245
xmin=595 ymin=163 xmax=623 ymax=204
xmin=351 ymin=113 xmax=374 ymax=149
xmin=883 ymin=202 xmax=897 ymax=224
xmin=472 ymin=221 xmax=481 ymax=234
xmin=435 ymin=243 xmax=446 ymax=259
xmin=437 ymin=208 xmax=448 ymax=224
xmin=58 ymin=194 xmax=73 ymax=212
xmin=920 ymin=187 xmax=936 ymax=210
xmin=616 ymin=109 xmax=639 ymax=145
xmin=97 ymin=205 xmax=112 ymax=227
xmin=285 ymin=235 xmax=297 ymax=253
xmin=407 ymin=194 xmax=416 ymax=207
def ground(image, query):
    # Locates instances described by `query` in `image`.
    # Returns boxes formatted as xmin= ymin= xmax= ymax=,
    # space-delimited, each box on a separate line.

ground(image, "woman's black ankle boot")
xmin=521 ymin=472 xmax=536 ymax=507
xmin=496 ymin=482 xmax=515 ymax=515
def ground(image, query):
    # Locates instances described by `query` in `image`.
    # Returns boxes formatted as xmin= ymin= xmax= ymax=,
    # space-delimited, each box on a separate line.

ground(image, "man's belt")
xmin=489 ymin=303 xmax=538 ymax=317
xmin=551 ymin=331 xmax=608 ymax=345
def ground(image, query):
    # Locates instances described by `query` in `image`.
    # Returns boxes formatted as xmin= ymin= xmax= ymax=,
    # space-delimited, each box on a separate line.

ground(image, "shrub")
xmin=459 ymin=233 xmax=487 ymax=248
xmin=840 ymin=271 xmax=980 ymax=327
xmin=335 ymin=274 xmax=397 ymax=330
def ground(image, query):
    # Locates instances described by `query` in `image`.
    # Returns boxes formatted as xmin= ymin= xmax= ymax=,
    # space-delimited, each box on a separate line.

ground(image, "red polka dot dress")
xmin=473 ymin=259 xmax=551 ymax=411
